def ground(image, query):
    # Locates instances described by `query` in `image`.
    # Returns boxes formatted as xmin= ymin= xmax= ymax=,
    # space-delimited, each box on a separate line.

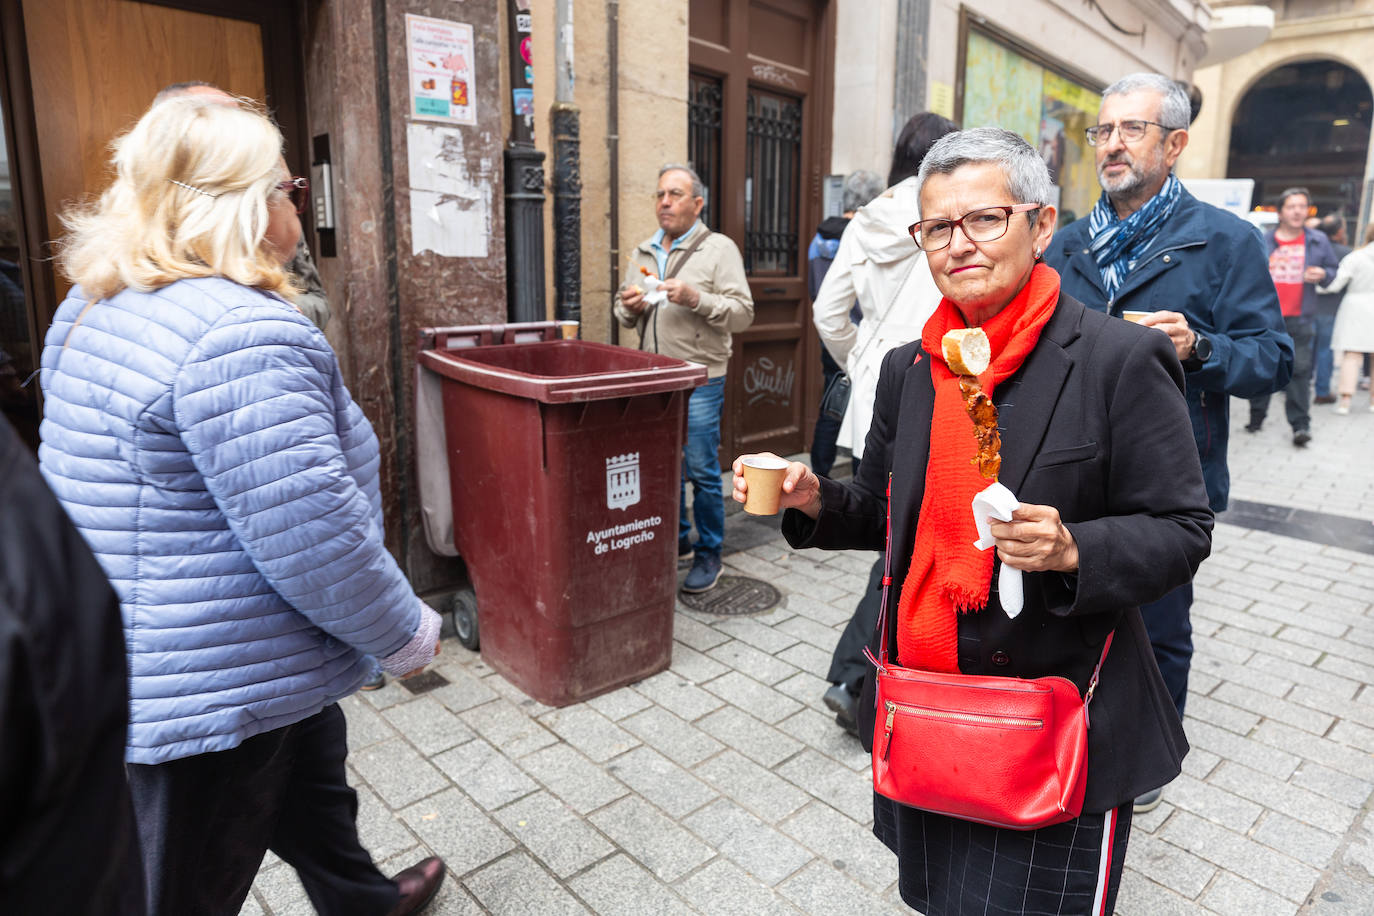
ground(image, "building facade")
xmin=1182 ymin=0 xmax=1374 ymax=227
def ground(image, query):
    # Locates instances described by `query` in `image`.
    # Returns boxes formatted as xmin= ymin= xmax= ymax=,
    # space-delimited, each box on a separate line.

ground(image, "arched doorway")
xmin=1228 ymin=59 xmax=1372 ymax=223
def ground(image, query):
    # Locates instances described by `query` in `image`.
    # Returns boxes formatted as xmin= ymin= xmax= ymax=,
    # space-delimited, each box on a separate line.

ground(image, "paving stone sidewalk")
xmin=244 ymin=395 xmax=1374 ymax=915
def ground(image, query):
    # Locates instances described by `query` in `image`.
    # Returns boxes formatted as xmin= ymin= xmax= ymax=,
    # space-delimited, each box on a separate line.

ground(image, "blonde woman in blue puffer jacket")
xmin=40 ymin=95 xmax=445 ymax=916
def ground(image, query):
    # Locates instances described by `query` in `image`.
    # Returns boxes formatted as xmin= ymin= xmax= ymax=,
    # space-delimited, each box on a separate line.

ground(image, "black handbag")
xmin=815 ymin=252 xmax=917 ymax=426
xmin=819 ymin=370 xmax=852 ymax=422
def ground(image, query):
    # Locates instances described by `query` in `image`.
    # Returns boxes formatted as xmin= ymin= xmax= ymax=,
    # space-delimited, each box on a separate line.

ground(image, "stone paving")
xmin=243 ymin=393 xmax=1374 ymax=915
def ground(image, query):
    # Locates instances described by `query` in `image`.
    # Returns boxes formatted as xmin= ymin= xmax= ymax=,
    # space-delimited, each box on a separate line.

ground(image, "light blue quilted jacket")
xmin=39 ymin=277 xmax=426 ymax=765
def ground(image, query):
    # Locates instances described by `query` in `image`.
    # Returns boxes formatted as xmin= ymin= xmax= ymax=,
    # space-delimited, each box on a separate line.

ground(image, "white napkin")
xmin=641 ymin=276 xmax=669 ymax=307
xmin=971 ymin=482 xmax=1023 ymax=618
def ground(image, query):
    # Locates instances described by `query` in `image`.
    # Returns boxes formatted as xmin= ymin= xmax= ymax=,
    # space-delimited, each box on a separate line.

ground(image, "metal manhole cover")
xmin=679 ymin=574 xmax=780 ymax=616
xmin=399 ymin=670 xmax=450 ymax=695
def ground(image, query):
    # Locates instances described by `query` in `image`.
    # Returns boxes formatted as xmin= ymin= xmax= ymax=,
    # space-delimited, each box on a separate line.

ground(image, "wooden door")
xmin=12 ymin=0 xmax=303 ymax=318
xmin=689 ymin=0 xmax=834 ymax=464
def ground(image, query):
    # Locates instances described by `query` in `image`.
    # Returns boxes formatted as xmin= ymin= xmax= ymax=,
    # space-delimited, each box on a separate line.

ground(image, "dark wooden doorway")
xmin=0 ymin=0 xmax=307 ymax=447
xmin=688 ymin=0 xmax=834 ymax=464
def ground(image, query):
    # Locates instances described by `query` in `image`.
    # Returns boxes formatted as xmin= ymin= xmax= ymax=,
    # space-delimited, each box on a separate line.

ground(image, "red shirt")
xmin=1269 ymin=234 xmax=1305 ymax=317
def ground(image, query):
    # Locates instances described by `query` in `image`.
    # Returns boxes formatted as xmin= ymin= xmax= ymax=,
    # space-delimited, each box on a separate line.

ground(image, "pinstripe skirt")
xmin=873 ymin=794 xmax=1132 ymax=915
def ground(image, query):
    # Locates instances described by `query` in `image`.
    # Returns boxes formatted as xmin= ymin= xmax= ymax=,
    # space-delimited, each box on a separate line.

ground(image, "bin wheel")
xmin=451 ymin=590 xmax=480 ymax=650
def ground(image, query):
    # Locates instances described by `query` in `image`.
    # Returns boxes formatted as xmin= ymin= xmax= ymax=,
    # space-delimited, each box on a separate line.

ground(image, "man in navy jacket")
xmin=1246 ymin=188 xmax=1340 ymax=443
xmin=1045 ymin=72 xmax=1292 ymax=813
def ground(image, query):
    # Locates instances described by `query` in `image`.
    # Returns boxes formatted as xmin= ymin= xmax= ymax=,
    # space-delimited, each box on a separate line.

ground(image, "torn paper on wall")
xmin=407 ymin=122 xmax=491 ymax=258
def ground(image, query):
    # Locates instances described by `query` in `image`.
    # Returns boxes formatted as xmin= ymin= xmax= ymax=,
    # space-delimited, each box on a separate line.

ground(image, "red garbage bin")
xmin=419 ymin=328 xmax=707 ymax=706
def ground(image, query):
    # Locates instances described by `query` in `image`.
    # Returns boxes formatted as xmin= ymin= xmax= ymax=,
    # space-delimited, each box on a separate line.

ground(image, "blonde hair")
xmin=58 ymin=95 xmax=296 ymax=301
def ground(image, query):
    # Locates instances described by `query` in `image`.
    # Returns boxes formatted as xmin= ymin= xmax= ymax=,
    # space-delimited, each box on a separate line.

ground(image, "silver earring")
xmin=1034 ymin=248 xmax=1042 ymax=259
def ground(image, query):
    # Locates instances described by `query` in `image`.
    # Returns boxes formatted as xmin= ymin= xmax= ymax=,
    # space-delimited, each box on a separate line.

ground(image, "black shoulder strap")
xmin=664 ymin=230 xmax=713 ymax=280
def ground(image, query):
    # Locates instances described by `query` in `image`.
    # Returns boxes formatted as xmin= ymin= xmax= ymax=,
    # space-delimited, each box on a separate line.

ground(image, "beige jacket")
xmin=613 ymin=229 xmax=754 ymax=377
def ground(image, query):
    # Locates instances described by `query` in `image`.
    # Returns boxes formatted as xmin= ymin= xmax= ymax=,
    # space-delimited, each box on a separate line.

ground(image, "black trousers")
xmin=1141 ymin=581 xmax=1193 ymax=719
xmin=126 ymin=704 xmax=399 ymax=916
xmin=1250 ymin=315 xmax=1314 ymax=433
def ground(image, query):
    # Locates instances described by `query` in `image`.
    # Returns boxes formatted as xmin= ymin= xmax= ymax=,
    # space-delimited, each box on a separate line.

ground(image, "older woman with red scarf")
xmin=733 ymin=128 xmax=1212 ymax=914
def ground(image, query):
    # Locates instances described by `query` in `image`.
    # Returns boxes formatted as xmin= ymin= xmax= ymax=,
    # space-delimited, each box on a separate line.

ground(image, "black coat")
xmin=783 ymin=293 xmax=1214 ymax=812
xmin=0 ymin=415 xmax=143 ymax=913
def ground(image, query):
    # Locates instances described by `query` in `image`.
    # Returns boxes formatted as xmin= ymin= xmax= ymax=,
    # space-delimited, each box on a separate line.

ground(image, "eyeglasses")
xmin=1084 ymin=120 xmax=1181 ymax=146
xmin=654 ymin=187 xmax=695 ymax=202
xmin=908 ymin=203 xmax=1041 ymax=252
xmin=277 ymin=176 xmax=310 ymax=215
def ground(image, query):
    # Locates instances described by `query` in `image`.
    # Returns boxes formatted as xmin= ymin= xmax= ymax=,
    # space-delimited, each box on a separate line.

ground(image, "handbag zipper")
xmin=879 ymin=700 xmax=1044 ymax=760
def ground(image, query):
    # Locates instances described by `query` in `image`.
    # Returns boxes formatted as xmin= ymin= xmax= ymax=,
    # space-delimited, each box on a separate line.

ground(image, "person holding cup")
xmin=733 ymin=128 xmax=1212 ymax=915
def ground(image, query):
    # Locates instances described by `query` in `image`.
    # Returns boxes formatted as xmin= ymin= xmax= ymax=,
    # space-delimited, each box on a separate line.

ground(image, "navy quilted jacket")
xmin=39 ymin=278 xmax=425 ymax=764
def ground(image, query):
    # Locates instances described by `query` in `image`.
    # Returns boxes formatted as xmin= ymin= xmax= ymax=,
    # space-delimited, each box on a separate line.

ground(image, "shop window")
xmin=960 ymin=28 xmax=1100 ymax=225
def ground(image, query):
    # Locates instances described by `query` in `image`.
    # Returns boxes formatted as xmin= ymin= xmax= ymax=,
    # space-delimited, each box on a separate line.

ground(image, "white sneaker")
xmin=1335 ymin=402 xmax=1350 ymax=415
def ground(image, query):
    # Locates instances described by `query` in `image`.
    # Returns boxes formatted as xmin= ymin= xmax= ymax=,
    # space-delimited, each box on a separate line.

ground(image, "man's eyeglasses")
xmin=654 ymin=187 xmax=694 ymax=202
xmin=908 ymin=203 xmax=1041 ymax=252
xmin=277 ymin=176 xmax=310 ymax=215
xmin=1084 ymin=120 xmax=1181 ymax=146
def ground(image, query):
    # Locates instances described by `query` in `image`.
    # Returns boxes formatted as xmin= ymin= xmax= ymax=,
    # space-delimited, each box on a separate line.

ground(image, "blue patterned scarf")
xmin=1087 ymin=173 xmax=1182 ymax=300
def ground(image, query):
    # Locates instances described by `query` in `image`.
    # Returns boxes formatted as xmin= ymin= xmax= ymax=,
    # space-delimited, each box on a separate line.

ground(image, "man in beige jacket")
xmin=615 ymin=164 xmax=754 ymax=592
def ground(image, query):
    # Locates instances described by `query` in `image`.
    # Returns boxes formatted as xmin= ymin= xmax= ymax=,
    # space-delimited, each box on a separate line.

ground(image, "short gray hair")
xmin=842 ymin=170 xmax=886 ymax=213
xmin=1101 ymin=74 xmax=1191 ymax=130
xmin=659 ymin=163 xmax=705 ymax=199
xmin=915 ymin=128 xmax=1054 ymax=211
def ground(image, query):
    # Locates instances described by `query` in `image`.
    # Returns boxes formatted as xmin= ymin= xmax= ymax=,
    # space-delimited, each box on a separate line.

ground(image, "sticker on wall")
xmin=405 ymin=14 xmax=478 ymax=126
xmin=407 ymin=123 xmax=491 ymax=258
xmin=929 ymin=81 xmax=955 ymax=120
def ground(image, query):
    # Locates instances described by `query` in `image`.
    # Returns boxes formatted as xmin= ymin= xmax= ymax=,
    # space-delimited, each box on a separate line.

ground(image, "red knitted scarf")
xmin=895 ymin=263 xmax=1061 ymax=671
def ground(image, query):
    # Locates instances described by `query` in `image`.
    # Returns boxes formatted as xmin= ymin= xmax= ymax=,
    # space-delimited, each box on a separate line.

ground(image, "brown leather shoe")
xmin=386 ymin=856 xmax=445 ymax=916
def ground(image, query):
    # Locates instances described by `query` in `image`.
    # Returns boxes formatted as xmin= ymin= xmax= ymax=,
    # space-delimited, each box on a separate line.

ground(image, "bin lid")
xmin=418 ymin=339 xmax=708 ymax=403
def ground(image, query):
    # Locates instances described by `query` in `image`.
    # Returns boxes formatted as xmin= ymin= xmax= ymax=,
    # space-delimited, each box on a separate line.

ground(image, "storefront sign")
xmin=405 ymin=14 xmax=478 ymax=126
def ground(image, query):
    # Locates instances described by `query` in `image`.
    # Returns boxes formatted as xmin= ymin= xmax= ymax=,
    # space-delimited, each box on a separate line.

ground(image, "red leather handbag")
xmin=864 ymin=479 xmax=1112 ymax=831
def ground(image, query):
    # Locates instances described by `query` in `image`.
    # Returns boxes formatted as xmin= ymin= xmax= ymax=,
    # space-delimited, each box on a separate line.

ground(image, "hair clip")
xmin=168 ymin=178 xmax=220 ymax=198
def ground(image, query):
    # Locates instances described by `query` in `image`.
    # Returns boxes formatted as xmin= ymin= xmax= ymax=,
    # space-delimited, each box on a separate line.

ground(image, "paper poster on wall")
xmin=405 ymin=14 xmax=477 ymax=126
xmin=407 ymin=122 xmax=491 ymax=258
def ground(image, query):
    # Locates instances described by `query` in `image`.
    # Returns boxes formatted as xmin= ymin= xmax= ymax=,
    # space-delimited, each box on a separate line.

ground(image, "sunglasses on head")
xmin=276 ymin=176 xmax=310 ymax=215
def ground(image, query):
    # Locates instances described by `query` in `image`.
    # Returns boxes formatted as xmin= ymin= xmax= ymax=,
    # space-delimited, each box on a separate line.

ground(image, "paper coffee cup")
xmin=1121 ymin=310 xmax=1151 ymax=324
xmin=741 ymin=455 xmax=789 ymax=515
xmin=558 ymin=321 xmax=579 ymax=339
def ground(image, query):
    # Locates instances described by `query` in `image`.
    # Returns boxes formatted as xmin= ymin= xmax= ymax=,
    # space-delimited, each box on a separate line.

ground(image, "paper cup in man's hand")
xmin=1121 ymin=310 xmax=1151 ymax=324
xmin=740 ymin=455 xmax=790 ymax=515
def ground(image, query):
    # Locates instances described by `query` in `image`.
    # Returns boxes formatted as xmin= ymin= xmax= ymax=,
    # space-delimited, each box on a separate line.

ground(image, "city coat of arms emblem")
xmin=605 ymin=453 xmax=640 ymax=511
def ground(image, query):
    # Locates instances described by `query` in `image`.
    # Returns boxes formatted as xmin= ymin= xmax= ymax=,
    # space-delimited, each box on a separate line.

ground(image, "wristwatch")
xmin=1182 ymin=332 xmax=1212 ymax=371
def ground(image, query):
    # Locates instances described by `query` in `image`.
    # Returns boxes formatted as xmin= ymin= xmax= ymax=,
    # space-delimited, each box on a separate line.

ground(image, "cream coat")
xmin=811 ymin=177 xmax=942 ymax=458
xmin=1323 ymin=244 xmax=1374 ymax=353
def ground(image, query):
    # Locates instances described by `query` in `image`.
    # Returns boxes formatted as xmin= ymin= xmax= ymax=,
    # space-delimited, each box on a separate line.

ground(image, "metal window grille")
xmin=745 ymin=88 xmax=802 ymax=275
xmin=688 ymin=72 xmax=723 ymax=230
